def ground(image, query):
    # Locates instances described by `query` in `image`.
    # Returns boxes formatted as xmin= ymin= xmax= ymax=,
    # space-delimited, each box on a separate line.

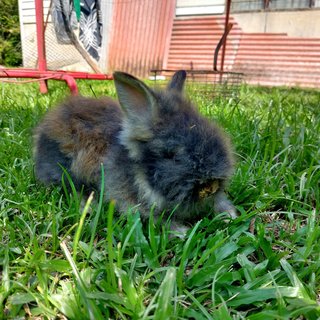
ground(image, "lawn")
xmin=0 ymin=79 xmax=319 ymax=319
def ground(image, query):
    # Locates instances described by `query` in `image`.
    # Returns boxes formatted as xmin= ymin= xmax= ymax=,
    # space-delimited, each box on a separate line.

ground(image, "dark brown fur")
xmin=34 ymin=96 xmax=122 ymax=185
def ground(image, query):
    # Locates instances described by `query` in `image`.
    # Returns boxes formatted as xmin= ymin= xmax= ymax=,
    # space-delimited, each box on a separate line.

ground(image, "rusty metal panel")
xmin=108 ymin=0 xmax=176 ymax=77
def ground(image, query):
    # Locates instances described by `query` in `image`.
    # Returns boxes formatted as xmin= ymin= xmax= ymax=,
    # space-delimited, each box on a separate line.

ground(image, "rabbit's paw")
xmin=214 ymin=191 xmax=237 ymax=219
xmin=169 ymin=221 xmax=190 ymax=238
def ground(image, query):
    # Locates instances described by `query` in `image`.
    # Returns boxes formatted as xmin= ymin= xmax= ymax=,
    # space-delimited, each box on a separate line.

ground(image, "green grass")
xmin=0 ymin=79 xmax=320 ymax=319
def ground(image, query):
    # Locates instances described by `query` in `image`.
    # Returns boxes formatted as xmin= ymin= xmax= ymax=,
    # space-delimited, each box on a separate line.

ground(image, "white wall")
xmin=19 ymin=0 xmax=51 ymax=24
xmin=233 ymin=10 xmax=320 ymax=38
xmin=176 ymin=0 xmax=225 ymax=15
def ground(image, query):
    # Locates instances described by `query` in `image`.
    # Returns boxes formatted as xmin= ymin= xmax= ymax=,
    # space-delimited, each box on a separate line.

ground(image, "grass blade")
xmin=60 ymin=240 xmax=104 ymax=320
xmin=154 ymin=267 xmax=176 ymax=320
xmin=73 ymin=192 xmax=94 ymax=261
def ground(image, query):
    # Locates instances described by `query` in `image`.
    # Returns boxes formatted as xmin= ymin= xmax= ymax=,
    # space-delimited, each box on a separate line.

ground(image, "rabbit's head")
xmin=114 ymin=71 xmax=234 ymax=216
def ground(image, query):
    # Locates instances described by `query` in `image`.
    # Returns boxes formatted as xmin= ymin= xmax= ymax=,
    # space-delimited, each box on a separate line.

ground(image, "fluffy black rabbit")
xmin=34 ymin=71 xmax=237 ymax=231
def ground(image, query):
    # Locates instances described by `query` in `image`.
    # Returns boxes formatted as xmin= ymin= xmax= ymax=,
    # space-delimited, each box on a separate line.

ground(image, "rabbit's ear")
xmin=113 ymin=72 xmax=157 ymax=141
xmin=113 ymin=71 xmax=156 ymax=119
xmin=167 ymin=70 xmax=187 ymax=92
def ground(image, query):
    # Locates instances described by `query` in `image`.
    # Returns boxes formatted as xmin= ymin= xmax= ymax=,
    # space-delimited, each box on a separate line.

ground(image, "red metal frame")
xmin=0 ymin=0 xmax=113 ymax=95
xmin=35 ymin=0 xmax=48 ymax=93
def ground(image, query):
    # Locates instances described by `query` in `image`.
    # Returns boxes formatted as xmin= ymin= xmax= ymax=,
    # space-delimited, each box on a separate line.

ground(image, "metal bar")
xmin=220 ymin=0 xmax=231 ymax=73
xmin=214 ymin=23 xmax=233 ymax=71
xmin=35 ymin=0 xmax=48 ymax=93
xmin=0 ymin=69 xmax=113 ymax=94
xmin=265 ymin=0 xmax=270 ymax=9
xmin=0 ymin=69 xmax=113 ymax=80
xmin=61 ymin=75 xmax=78 ymax=95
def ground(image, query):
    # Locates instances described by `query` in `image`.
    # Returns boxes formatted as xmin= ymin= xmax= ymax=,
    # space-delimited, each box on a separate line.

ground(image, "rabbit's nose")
xmin=198 ymin=180 xmax=219 ymax=200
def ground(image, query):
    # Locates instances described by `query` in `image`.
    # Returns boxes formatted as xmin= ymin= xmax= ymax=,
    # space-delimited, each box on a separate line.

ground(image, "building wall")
xmin=19 ymin=0 xmax=176 ymax=76
xmin=175 ymin=0 xmax=320 ymax=38
xmin=100 ymin=0 xmax=113 ymax=72
xmin=19 ymin=0 xmax=51 ymax=24
xmin=107 ymin=0 xmax=176 ymax=77
xmin=233 ymin=10 xmax=320 ymax=38
xmin=18 ymin=0 xmax=320 ymax=80
xmin=176 ymin=0 xmax=225 ymax=15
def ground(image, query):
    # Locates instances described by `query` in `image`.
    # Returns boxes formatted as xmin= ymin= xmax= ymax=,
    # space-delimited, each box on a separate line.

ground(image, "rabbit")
xmin=34 ymin=70 xmax=237 ymax=232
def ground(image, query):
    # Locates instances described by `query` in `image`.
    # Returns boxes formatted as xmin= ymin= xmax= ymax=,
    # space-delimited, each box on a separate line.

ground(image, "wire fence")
xmin=21 ymin=0 xmax=100 ymax=72
xmin=22 ymin=22 xmax=88 ymax=70
xmin=151 ymin=70 xmax=243 ymax=100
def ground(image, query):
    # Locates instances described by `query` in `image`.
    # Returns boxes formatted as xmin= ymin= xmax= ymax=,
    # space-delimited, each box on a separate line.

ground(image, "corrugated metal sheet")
xmin=165 ymin=15 xmax=320 ymax=88
xmin=234 ymin=33 xmax=320 ymax=88
xmin=166 ymin=16 xmax=242 ymax=71
xmin=107 ymin=0 xmax=175 ymax=77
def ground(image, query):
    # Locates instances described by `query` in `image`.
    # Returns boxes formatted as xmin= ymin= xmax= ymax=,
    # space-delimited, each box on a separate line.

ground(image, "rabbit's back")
xmin=34 ymin=96 xmax=123 ymax=188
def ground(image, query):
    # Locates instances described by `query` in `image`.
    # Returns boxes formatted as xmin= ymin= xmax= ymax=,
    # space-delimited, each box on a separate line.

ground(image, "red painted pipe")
xmin=0 ymin=69 xmax=113 ymax=95
xmin=35 ymin=0 xmax=48 ymax=93
xmin=0 ymin=69 xmax=113 ymax=80
xmin=61 ymin=75 xmax=79 ymax=95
